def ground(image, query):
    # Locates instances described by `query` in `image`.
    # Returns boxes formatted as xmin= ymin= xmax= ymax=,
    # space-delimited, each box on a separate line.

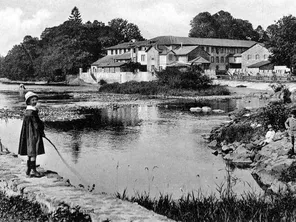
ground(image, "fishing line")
xmin=44 ymin=136 xmax=89 ymax=185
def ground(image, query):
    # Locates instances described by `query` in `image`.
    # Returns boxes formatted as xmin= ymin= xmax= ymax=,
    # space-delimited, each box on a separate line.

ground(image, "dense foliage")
xmin=0 ymin=191 xmax=91 ymax=221
xmin=189 ymin=10 xmax=265 ymax=41
xmin=266 ymin=15 xmax=296 ymax=71
xmin=1 ymin=7 xmax=144 ymax=81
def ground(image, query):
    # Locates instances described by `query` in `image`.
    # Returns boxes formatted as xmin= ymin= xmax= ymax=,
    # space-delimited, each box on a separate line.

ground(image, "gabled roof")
xmin=173 ymin=46 xmax=198 ymax=55
xmin=92 ymin=52 xmax=131 ymax=66
xmin=248 ymin=60 xmax=272 ymax=68
xmin=241 ymin=43 xmax=269 ymax=55
xmin=105 ymin=40 xmax=155 ymax=50
xmin=188 ymin=56 xmax=210 ymax=64
xmin=150 ymin=36 xmax=256 ymax=48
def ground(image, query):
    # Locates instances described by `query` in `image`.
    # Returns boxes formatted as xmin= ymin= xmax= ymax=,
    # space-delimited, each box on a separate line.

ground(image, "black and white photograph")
xmin=1 ymin=0 xmax=296 ymax=221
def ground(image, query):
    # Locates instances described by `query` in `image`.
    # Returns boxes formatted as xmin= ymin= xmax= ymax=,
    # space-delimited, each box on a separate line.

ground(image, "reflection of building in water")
xmin=101 ymin=105 xmax=140 ymax=127
xmin=137 ymin=105 xmax=159 ymax=121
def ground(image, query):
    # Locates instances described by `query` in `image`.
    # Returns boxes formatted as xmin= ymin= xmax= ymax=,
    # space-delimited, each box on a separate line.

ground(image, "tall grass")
xmin=116 ymin=188 xmax=296 ymax=221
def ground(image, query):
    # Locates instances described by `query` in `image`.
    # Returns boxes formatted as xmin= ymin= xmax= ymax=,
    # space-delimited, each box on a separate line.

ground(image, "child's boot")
xmin=30 ymin=161 xmax=42 ymax=178
xmin=26 ymin=160 xmax=31 ymax=176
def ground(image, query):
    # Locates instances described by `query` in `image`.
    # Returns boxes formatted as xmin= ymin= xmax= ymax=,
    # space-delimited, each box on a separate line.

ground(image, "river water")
xmin=0 ymin=83 xmax=266 ymax=198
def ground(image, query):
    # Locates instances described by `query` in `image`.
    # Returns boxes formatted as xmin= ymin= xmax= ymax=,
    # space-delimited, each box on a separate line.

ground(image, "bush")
xmin=219 ymin=123 xmax=255 ymax=143
xmin=156 ymin=69 xmax=212 ymax=90
xmin=99 ymin=79 xmax=107 ymax=85
xmin=258 ymin=102 xmax=290 ymax=131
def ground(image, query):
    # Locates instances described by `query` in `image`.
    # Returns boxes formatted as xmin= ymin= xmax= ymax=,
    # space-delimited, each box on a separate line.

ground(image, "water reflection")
xmin=45 ymin=105 xmax=141 ymax=132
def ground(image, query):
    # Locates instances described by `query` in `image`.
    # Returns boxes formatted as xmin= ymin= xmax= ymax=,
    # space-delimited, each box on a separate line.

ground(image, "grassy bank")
xmin=116 ymin=189 xmax=296 ymax=221
xmin=0 ymin=191 xmax=91 ymax=222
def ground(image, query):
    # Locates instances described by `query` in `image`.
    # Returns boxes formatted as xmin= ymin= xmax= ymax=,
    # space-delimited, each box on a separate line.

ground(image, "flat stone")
xmin=0 ymin=152 xmax=173 ymax=222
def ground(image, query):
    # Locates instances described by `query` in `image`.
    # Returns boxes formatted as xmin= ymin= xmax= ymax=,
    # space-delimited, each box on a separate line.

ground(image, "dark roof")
xmin=92 ymin=52 xmax=131 ymax=66
xmin=106 ymin=40 xmax=155 ymax=50
xmin=149 ymin=36 xmax=256 ymax=48
xmin=97 ymin=62 xmax=127 ymax=68
xmin=173 ymin=46 xmax=198 ymax=55
xmin=248 ymin=60 xmax=272 ymax=68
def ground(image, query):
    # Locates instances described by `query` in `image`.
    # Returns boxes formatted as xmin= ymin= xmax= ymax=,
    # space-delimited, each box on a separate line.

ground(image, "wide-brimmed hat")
xmin=25 ymin=91 xmax=38 ymax=105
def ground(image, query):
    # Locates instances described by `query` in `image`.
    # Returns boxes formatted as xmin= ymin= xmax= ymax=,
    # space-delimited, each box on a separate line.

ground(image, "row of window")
xmin=202 ymin=46 xmax=244 ymax=54
xmin=211 ymin=56 xmax=227 ymax=63
xmin=247 ymin=54 xmax=268 ymax=60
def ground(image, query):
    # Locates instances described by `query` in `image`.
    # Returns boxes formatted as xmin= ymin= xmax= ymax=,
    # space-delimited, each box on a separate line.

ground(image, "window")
xmin=206 ymin=46 xmax=209 ymax=52
xmin=111 ymin=50 xmax=113 ymax=55
xmin=141 ymin=55 xmax=145 ymax=62
xmin=221 ymin=56 xmax=224 ymax=63
xmin=247 ymin=55 xmax=251 ymax=60
xmin=151 ymin=57 xmax=154 ymax=60
xmin=211 ymin=56 xmax=214 ymax=63
xmin=264 ymin=54 xmax=268 ymax=60
xmin=220 ymin=48 xmax=224 ymax=53
xmin=168 ymin=54 xmax=173 ymax=61
xmin=216 ymin=56 xmax=219 ymax=63
xmin=211 ymin=47 xmax=214 ymax=53
xmin=216 ymin=47 xmax=219 ymax=54
xmin=133 ymin=48 xmax=136 ymax=53
xmin=256 ymin=54 xmax=260 ymax=60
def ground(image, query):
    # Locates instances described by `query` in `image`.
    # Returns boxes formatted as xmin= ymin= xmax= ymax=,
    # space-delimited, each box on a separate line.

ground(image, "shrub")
xmin=99 ymin=79 xmax=107 ymax=85
xmin=257 ymin=102 xmax=290 ymax=131
xmin=156 ymin=69 xmax=212 ymax=90
xmin=219 ymin=123 xmax=255 ymax=143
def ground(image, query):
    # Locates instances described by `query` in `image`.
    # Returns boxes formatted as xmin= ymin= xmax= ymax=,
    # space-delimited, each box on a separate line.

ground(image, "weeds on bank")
xmin=0 ymin=191 xmax=91 ymax=221
xmin=116 ymin=187 xmax=296 ymax=222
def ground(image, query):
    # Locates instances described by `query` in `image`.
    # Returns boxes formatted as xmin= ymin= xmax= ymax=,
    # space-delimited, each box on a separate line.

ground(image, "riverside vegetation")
xmin=114 ymin=100 xmax=296 ymax=222
xmin=99 ymin=68 xmax=230 ymax=96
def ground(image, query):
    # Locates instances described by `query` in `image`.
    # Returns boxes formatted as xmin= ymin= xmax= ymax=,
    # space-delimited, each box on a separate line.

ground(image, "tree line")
xmin=0 ymin=8 xmax=296 ymax=81
xmin=0 ymin=7 xmax=144 ymax=81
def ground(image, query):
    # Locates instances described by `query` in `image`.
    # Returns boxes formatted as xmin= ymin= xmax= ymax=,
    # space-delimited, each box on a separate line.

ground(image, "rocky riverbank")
xmin=206 ymin=101 xmax=296 ymax=194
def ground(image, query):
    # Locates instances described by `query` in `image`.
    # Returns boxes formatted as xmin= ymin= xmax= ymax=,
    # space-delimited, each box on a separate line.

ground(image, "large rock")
xmin=208 ymin=140 xmax=218 ymax=148
xmin=223 ymin=144 xmax=254 ymax=167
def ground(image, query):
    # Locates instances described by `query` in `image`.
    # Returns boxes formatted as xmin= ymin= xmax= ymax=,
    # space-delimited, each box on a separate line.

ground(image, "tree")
xmin=265 ymin=15 xmax=296 ymax=71
xmin=189 ymin=10 xmax=258 ymax=41
xmin=68 ymin=6 xmax=82 ymax=24
xmin=108 ymin=18 xmax=145 ymax=42
xmin=255 ymin=25 xmax=269 ymax=43
xmin=189 ymin=12 xmax=217 ymax=38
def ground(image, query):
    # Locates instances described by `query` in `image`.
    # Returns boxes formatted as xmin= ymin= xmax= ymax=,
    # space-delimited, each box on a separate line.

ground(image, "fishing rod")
xmin=44 ymin=136 xmax=89 ymax=186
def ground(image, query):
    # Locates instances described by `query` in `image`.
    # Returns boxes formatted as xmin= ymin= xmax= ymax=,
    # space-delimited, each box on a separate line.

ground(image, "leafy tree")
xmin=255 ymin=25 xmax=269 ymax=43
xmin=265 ymin=15 xmax=296 ymax=71
xmin=108 ymin=18 xmax=145 ymax=42
xmin=0 ymin=56 xmax=4 ymax=77
xmin=68 ymin=6 xmax=82 ymax=24
xmin=189 ymin=10 xmax=258 ymax=41
xmin=189 ymin=12 xmax=217 ymax=38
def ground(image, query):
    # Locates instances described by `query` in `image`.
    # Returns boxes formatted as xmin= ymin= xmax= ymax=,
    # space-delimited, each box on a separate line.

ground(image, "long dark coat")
xmin=18 ymin=109 xmax=45 ymax=156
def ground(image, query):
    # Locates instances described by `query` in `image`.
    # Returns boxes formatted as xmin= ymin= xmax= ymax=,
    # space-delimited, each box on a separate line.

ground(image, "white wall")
xmin=80 ymin=70 xmax=157 ymax=84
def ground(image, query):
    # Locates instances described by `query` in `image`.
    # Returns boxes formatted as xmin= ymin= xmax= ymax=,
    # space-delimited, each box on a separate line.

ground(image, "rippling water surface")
xmin=0 ymin=83 xmax=265 ymax=198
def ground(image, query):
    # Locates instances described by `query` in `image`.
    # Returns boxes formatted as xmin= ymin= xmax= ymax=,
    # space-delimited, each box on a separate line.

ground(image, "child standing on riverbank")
xmin=18 ymin=91 xmax=45 ymax=177
xmin=285 ymin=110 xmax=296 ymax=156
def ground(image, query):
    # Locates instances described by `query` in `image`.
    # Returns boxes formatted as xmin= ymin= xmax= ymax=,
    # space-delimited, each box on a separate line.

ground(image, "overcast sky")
xmin=0 ymin=0 xmax=295 ymax=56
